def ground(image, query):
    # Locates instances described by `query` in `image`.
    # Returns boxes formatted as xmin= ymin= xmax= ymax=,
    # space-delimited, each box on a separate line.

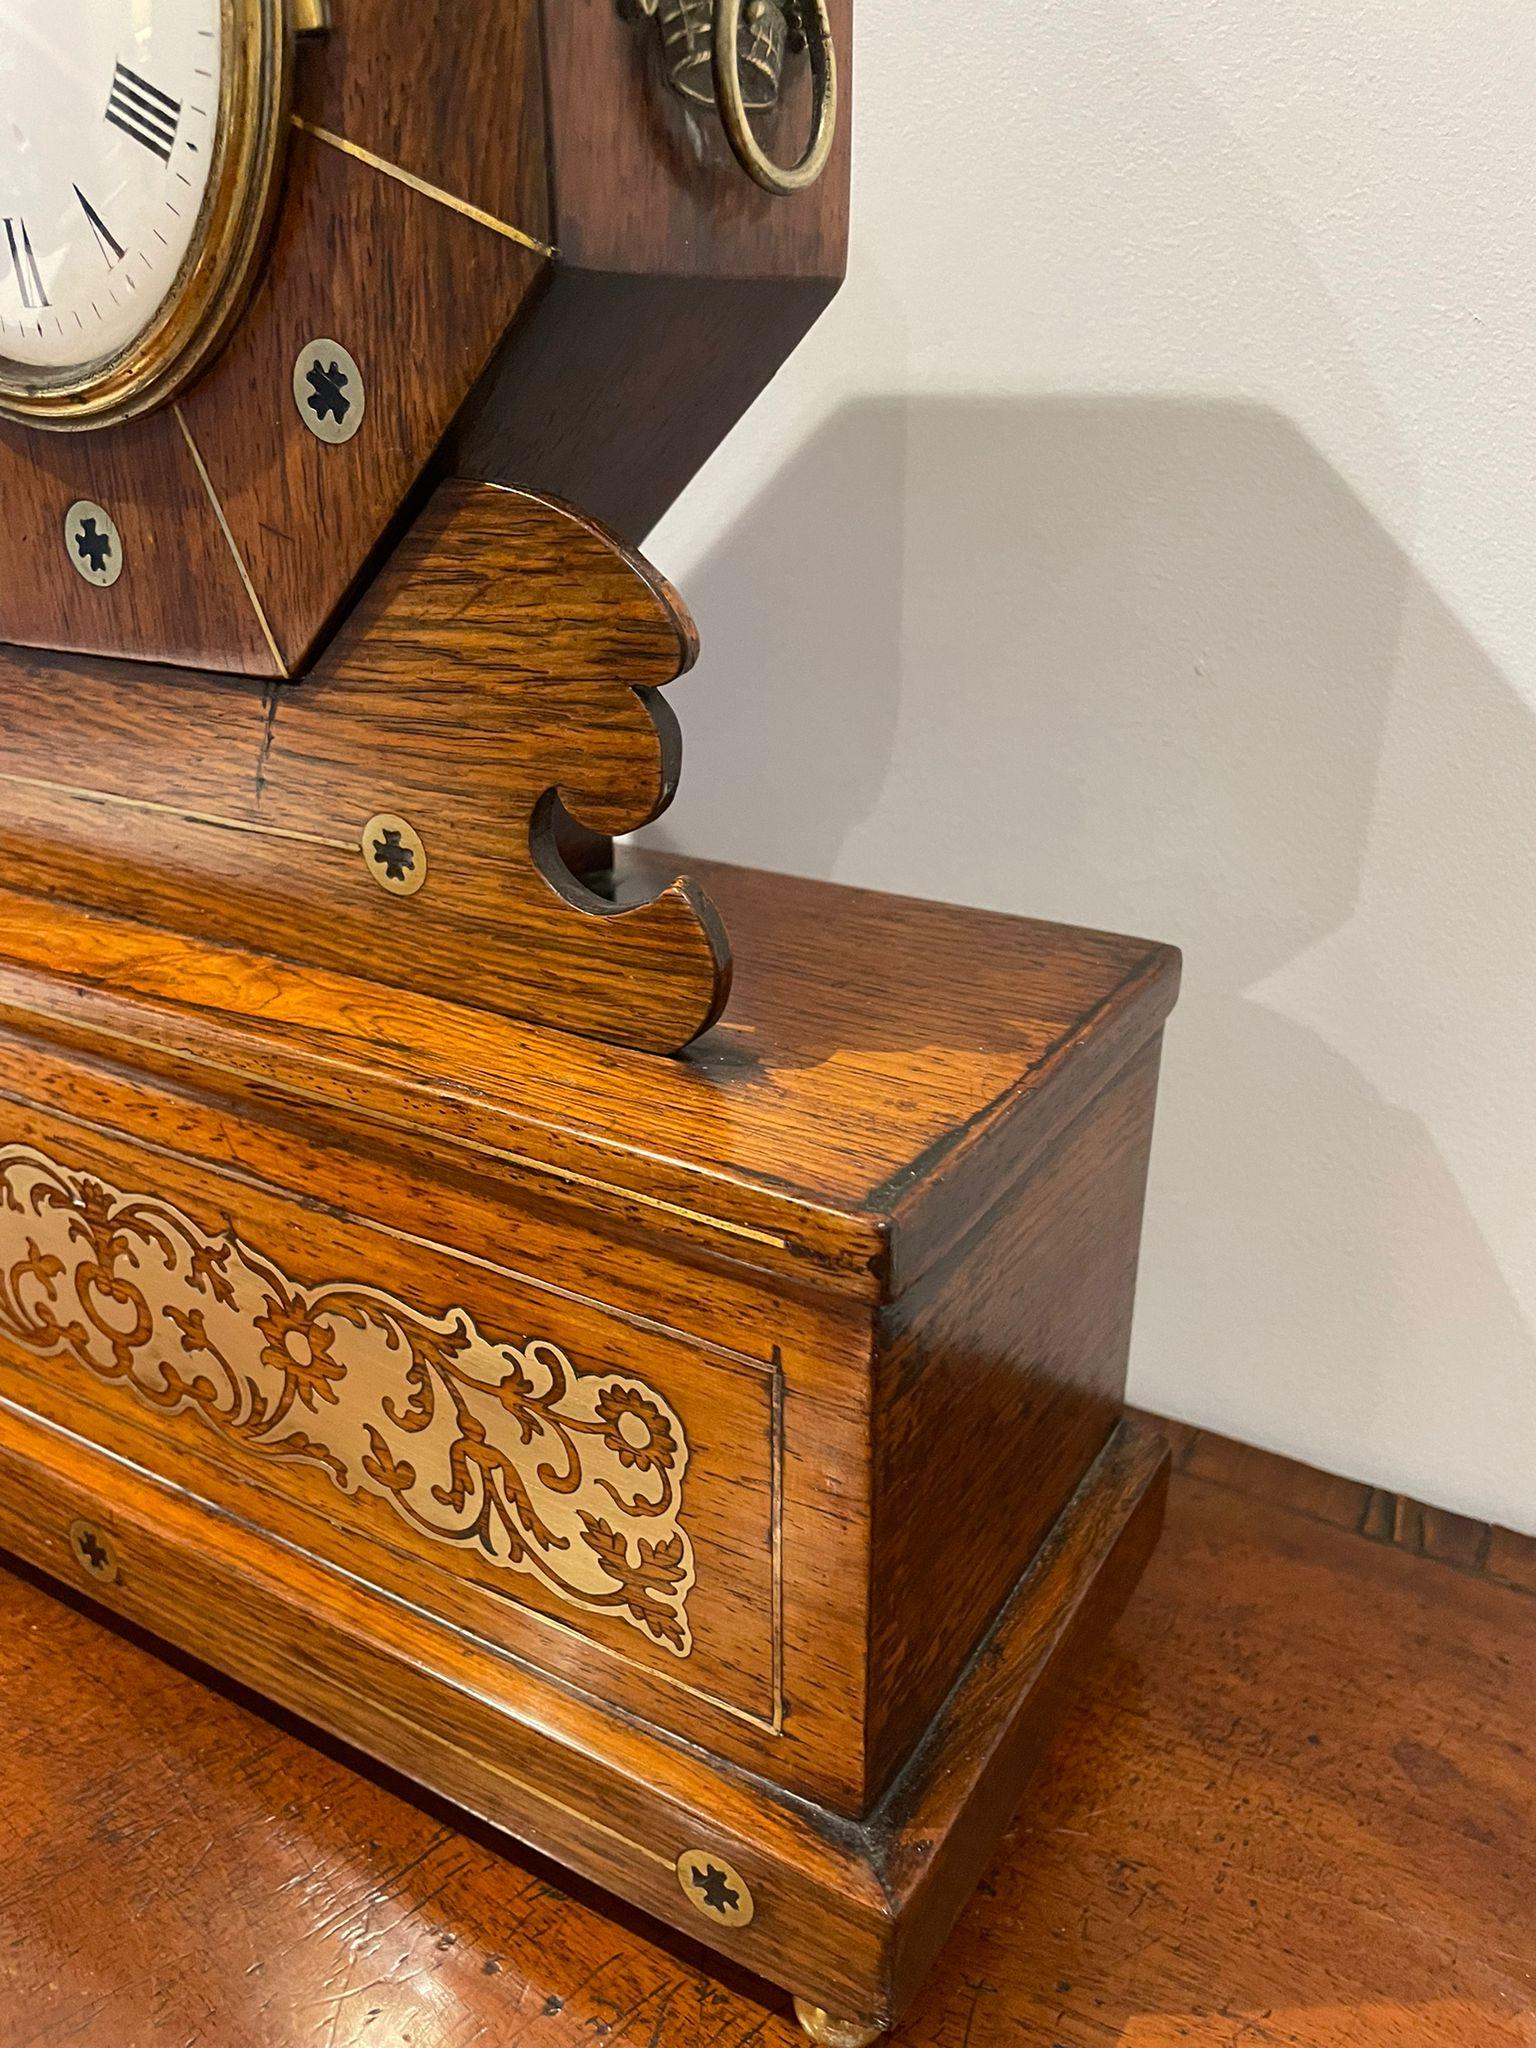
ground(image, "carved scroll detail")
xmin=0 ymin=1144 xmax=695 ymax=1654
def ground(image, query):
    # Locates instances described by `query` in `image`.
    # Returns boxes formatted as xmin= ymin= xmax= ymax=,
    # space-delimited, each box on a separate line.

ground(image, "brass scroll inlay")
xmin=0 ymin=1145 xmax=695 ymax=1655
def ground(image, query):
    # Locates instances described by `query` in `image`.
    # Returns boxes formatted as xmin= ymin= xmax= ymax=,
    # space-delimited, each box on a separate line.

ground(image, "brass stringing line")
xmin=0 ymin=986 xmax=792 ymax=1250
xmin=770 ymin=1351 xmax=786 ymax=1733
xmin=473 ymin=1585 xmax=782 ymax=1733
xmin=349 ymin=1213 xmax=776 ymax=1380
xmin=173 ymin=404 xmax=289 ymax=678
xmin=0 ymin=769 xmax=354 ymax=853
xmin=307 ymin=1668 xmax=676 ymax=1870
xmin=0 ymin=1081 xmax=773 ymax=1374
xmin=293 ymin=118 xmax=557 ymax=257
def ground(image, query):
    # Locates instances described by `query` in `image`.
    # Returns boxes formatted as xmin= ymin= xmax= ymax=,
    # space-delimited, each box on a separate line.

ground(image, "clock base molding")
xmin=0 ymin=854 xmax=1178 ymax=2039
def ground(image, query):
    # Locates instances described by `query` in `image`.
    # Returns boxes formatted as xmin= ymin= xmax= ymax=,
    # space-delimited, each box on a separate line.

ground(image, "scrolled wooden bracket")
xmin=0 ymin=483 xmax=731 ymax=1054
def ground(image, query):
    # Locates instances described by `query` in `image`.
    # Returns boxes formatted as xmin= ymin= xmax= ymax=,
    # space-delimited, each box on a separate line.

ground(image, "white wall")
xmin=641 ymin=0 xmax=1536 ymax=1533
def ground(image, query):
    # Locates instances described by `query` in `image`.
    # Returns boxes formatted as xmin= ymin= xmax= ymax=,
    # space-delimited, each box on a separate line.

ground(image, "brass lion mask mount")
xmin=621 ymin=0 xmax=839 ymax=196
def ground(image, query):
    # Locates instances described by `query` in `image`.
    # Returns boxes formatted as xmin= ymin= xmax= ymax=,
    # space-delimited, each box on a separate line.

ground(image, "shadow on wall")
xmin=644 ymin=396 xmax=1536 ymax=1523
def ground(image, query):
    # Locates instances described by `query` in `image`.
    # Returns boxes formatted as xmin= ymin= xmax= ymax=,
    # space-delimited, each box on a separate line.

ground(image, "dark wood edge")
xmin=881 ymin=943 xmax=1181 ymax=1298
xmin=1139 ymin=1409 xmax=1536 ymax=1598
xmin=876 ymin=940 xmax=1181 ymax=1211
xmin=871 ymin=1418 xmax=1170 ymax=2017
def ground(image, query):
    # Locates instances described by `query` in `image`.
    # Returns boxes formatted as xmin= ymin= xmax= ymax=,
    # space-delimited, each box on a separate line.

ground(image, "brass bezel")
xmin=0 ymin=0 xmax=294 ymax=431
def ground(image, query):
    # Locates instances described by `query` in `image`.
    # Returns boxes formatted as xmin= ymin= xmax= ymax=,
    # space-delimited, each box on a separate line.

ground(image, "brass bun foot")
xmin=793 ymin=1999 xmax=885 ymax=2047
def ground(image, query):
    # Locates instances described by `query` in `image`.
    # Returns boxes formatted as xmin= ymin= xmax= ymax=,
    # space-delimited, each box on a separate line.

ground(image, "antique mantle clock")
xmin=0 ymin=3 xmax=1179 ymax=2041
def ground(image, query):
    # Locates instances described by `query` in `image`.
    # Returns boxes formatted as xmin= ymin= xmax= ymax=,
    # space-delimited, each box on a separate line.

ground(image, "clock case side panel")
xmin=0 ymin=1035 xmax=878 ymax=1808
xmin=447 ymin=0 xmax=853 ymax=544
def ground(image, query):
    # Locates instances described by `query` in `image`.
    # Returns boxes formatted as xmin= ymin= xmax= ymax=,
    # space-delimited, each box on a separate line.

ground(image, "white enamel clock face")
xmin=0 ymin=0 xmax=222 ymax=373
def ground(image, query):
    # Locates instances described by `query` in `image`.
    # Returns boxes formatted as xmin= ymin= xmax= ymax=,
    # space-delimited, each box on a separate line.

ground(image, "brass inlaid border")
xmin=293 ymin=118 xmax=556 ymax=258
xmin=770 ymin=1347 xmax=785 ymax=1724
xmin=0 ymin=1091 xmax=788 ymax=1732
xmin=174 ymin=405 xmax=289 ymax=676
xmin=0 ymin=1141 xmax=699 ymax=1656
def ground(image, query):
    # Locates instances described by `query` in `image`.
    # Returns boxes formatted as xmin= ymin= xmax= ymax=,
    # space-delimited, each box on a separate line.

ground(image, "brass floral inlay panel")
xmin=0 ymin=1145 xmax=695 ymax=1655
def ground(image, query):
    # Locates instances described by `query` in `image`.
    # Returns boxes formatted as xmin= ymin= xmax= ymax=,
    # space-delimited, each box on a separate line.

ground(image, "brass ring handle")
xmin=712 ymin=0 xmax=838 ymax=197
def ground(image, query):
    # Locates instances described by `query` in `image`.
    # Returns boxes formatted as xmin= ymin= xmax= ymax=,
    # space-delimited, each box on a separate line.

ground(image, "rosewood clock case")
xmin=0 ymin=857 xmax=1177 ymax=2041
xmin=0 ymin=3 xmax=1178 ymax=2043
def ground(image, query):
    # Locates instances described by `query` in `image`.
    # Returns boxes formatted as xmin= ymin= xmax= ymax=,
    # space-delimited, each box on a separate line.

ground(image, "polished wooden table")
xmin=1 ymin=1416 xmax=1531 ymax=2048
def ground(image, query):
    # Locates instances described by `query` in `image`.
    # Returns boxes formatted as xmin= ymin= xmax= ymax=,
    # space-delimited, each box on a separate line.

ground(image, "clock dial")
xmin=0 ymin=0 xmax=289 ymax=428
xmin=0 ymin=0 xmax=221 ymax=371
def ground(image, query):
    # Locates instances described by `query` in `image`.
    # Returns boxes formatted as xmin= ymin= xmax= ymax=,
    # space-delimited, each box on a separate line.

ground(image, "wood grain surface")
xmin=292 ymin=0 xmax=553 ymax=240
xmin=0 ymin=486 xmax=732 ymax=1053
xmin=0 ymin=857 xmax=1179 ymax=1289
xmin=0 ymin=1391 xmax=1165 ymax=2027
xmin=174 ymin=127 xmax=546 ymax=674
xmin=0 ymin=1420 xmax=1529 ymax=2047
xmin=540 ymin=0 xmax=850 ymax=281
xmin=0 ymin=845 xmax=1179 ymax=2030
xmin=867 ymin=1036 xmax=1165 ymax=1791
xmin=0 ymin=409 xmax=284 ymax=674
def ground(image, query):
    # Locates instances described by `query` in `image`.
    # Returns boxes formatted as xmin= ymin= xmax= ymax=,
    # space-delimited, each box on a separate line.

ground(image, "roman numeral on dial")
xmin=104 ymin=60 xmax=182 ymax=163
xmin=3 ymin=217 xmax=47 ymax=309
xmin=75 ymin=186 xmax=126 ymax=268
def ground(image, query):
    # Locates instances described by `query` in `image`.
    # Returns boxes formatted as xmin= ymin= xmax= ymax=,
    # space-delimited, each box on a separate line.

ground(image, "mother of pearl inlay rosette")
xmin=0 ymin=1144 xmax=695 ymax=1655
